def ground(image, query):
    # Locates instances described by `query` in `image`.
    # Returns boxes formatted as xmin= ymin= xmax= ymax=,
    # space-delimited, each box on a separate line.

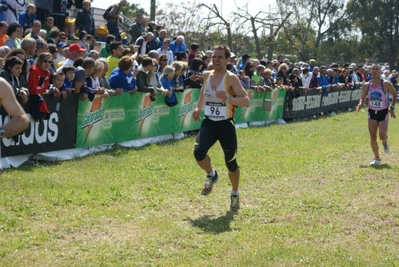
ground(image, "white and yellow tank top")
xmin=203 ymin=71 xmax=235 ymax=121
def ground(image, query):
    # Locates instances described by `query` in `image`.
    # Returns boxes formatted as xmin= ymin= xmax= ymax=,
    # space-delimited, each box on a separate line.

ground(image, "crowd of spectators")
xmin=0 ymin=0 xmax=397 ymax=121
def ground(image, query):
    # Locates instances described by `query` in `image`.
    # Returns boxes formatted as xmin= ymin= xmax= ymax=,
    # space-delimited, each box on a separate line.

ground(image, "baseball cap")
xmin=69 ymin=43 xmax=86 ymax=52
xmin=292 ymin=68 xmax=300 ymax=74
xmin=230 ymin=52 xmax=236 ymax=58
xmin=309 ymin=59 xmax=316 ymax=63
xmin=57 ymin=42 xmax=68 ymax=48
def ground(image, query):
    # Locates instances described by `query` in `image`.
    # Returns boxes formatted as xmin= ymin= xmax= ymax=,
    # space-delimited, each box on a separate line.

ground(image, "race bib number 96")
xmin=205 ymin=102 xmax=227 ymax=119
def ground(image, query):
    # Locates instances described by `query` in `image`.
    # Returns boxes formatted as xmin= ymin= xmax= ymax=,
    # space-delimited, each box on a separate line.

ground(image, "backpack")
xmin=102 ymin=5 xmax=113 ymax=20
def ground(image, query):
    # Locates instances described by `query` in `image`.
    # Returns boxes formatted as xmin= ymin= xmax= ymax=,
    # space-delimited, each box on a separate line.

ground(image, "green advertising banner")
xmin=265 ymin=88 xmax=287 ymax=121
xmin=76 ymin=90 xmax=203 ymax=148
xmin=234 ymin=89 xmax=286 ymax=123
xmin=76 ymin=88 xmax=286 ymax=148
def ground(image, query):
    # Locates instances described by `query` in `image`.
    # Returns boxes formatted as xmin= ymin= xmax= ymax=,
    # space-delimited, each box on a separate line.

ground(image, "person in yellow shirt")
xmin=106 ymin=41 xmax=124 ymax=79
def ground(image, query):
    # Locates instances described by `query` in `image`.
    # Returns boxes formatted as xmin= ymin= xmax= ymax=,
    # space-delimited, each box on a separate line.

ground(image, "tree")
xmin=347 ymin=0 xmax=399 ymax=68
xmin=234 ymin=6 xmax=291 ymax=60
xmin=121 ymin=2 xmax=147 ymax=20
xmin=276 ymin=0 xmax=348 ymax=60
xmin=196 ymin=3 xmax=234 ymax=49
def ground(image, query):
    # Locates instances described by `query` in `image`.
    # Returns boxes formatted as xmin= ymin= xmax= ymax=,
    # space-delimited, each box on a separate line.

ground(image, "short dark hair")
xmin=106 ymin=34 xmax=116 ymax=44
xmin=109 ymin=41 xmax=122 ymax=55
xmin=142 ymin=57 xmax=153 ymax=67
xmin=49 ymin=28 xmax=60 ymax=38
xmin=190 ymin=43 xmax=199 ymax=50
xmin=73 ymin=57 xmax=84 ymax=67
xmin=79 ymin=30 xmax=87 ymax=39
xmin=176 ymin=52 xmax=187 ymax=61
xmin=6 ymin=22 xmax=22 ymax=36
xmin=213 ymin=45 xmax=231 ymax=59
xmin=48 ymin=43 xmax=57 ymax=54
xmin=62 ymin=66 xmax=75 ymax=75
xmin=53 ymin=72 xmax=65 ymax=80
xmin=4 ymin=56 xmax=23 ymax=70
xmin=190 ymin=58 xmax=203 ymax=71
xmin=82 ymin=57 xmax=95 ymax=69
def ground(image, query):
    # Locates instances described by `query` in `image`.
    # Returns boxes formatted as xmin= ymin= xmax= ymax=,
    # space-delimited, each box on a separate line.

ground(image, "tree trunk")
xmin=250 ymin=17 xmax=262 ymax=59
xmin=150 ymin=0 xmax=156 ymax=21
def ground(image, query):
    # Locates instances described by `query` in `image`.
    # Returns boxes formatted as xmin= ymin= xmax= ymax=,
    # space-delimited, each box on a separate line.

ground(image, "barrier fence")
xmin=0 ymin=86 xmax=362 ymax=163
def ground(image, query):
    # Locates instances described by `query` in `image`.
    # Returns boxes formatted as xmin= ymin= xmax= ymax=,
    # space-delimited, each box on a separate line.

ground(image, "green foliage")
xmin=347 ymin=0 xmax=399 ymax=66
xmin=120 ymin=2 xmax=147 ymax=21
xmin=276 ymin=0 xmax=349 ymax=60
xmin=1 ymin=111 xmax=399 ymax=265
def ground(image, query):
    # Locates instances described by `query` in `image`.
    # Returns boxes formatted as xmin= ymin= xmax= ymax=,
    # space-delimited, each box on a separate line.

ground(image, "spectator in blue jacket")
xmin=108 ymin=55 xmax=138 ymax=93
xmin=169 ymin=35 xmax=186 ymax=61
xmin=19 ymin=4 xmax=37 ymax=32
xmin=160 ymin=65 xmax=176 ymax=107
xmin=327 ymin=68 xmax=341 ymax=89
xmin=317 ymin=66 xmax=331 ymax=96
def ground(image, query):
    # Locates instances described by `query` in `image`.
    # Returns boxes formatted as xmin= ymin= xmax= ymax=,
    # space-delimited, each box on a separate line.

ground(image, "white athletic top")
xmin=203 ymin=71 xmax=235 ymax=121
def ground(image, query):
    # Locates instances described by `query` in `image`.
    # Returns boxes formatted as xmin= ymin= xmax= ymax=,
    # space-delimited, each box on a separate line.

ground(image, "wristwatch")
xmin=0 ymin=129 xmax=5 ymax=138
xmin=390 ymin=105 xmax=395 ymax=111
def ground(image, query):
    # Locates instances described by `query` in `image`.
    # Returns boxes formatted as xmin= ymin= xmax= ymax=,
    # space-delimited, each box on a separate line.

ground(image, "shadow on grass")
xmin=188 ymin=211 xmax=237 ymax=234
xmin=359 ymin=164 xmax=392 ymax=169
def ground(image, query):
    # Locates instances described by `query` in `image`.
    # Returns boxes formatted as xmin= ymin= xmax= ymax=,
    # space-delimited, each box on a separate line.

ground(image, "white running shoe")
xmin=383 ymin=141 xmax=390 ymax=154
xmin=370 ymin=158 xmax=382 ymax=166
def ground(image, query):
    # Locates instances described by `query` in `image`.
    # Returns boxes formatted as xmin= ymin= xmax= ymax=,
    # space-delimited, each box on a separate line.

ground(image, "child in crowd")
xmin=85 ymin=61 xmax=109 ymax=100
xmin=47 ymin=72 xmax=67 ymax=99
xmin=0 ymin=56 xmax=29 ymax=104
xmin=18 ymin=4 xmax=37 ymax=32
xmin=275 ymin=76 xmax=288 ymax=89
xmin=62 ymin=66 xmax=75 ymax=93
xmin=188 ymin=43 xmax=199 ymax=67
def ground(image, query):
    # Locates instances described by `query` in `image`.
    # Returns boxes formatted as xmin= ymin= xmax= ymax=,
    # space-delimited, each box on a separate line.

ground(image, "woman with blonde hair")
xmin=276 ymin=62 xmax=290 ymax=85
xmin=171 ymin=61 xmax=185 ymax=90
xmin=85 ymin=61 xmax=109 ymax=99
xmin=149 ymin=58 xmax=168 ymax=96
xmin=160 ymin=65 xmax=177 ymax=107
xmin=28 ymin=52 xmax=53 ymax=120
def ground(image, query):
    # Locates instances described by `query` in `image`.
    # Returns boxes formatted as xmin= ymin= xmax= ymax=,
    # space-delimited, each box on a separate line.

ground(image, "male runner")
xmin=357 ymin=63 xmax=397 ymax=165
xmin=0 ymin=77 xmax=29 ymax=173
xmin=192 ymin=45 xmax=250 ymax=211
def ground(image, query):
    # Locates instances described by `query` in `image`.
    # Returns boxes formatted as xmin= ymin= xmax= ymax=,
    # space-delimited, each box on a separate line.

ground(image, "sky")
xmin=91 ymin=0 xmax=278 ymax=16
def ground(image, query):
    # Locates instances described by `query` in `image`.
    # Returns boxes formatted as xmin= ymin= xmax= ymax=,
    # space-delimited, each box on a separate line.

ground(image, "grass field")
xmin=1 ymin=110 xmax=399 ymax=266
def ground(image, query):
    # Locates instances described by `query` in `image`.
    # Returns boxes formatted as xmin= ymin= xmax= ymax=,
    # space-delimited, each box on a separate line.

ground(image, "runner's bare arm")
xmin=357 ymin=83 xmax=368 ymax=111
xmin=384 ymin=80 xmax=397 ymax=107
xmin=226 ymin=73 xmax=250 ymax=107
xmin=0 ymin=79 xmax=29 ymax=137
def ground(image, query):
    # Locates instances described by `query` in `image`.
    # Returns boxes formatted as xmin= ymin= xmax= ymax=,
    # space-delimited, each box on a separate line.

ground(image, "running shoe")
xmin=370 ymin=158 xmax=382 ymax=166
xmin=230 ymin=195 xmax=240 ymax=211
xmin=201 ymin=170 xmax=218 ymax=195
xmin=383 ymin=141 xmax=390 ymax=154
